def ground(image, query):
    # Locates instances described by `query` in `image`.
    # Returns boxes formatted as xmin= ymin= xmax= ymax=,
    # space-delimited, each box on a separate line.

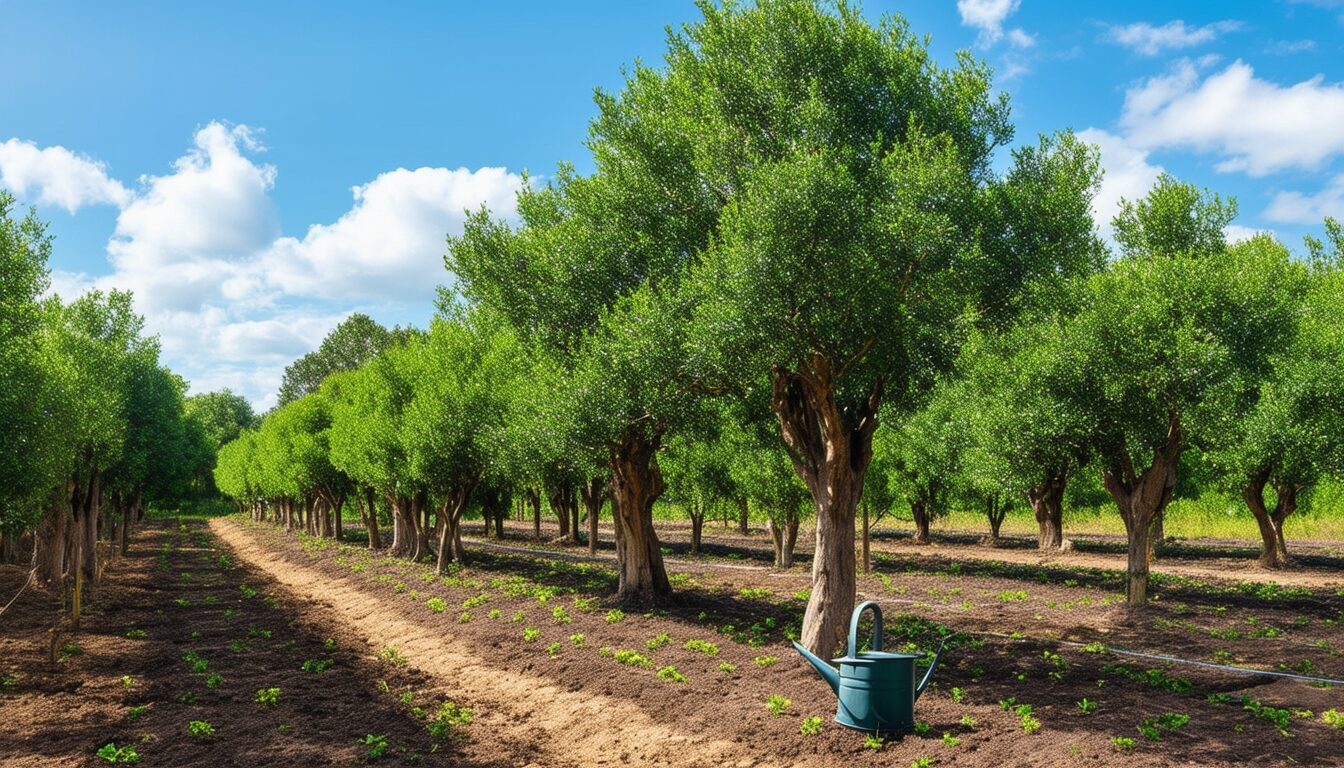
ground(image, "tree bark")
xmin=548 ymin=486 xmax=572 ymax=540
xmin=608 ymin=432 xmax=672 ymax=604
xmin=528 ymin=489 xmax=541 ymax=540
xmin=1243 ymin=470 xmax=1283 ymax=568
xmin=1028 ymin=472 xmax=1066 ymax=550
xmin=33 ymin=489 xmax=69 ymax=588
xmin=435 ymin=479 xmax=478 ymax=574
xmin=1271 ymin=482 xmax=1298 ymax=566
xmin=985 ymin=495 xmax=1006 ymax=544
xmin=771 ymin=362 xmax=881 ymax=657
xmin=689 ymin=502 xmax=705 ymax=555
xmin=911 ymin=501 xmax=931 ymax=544
xmin=581 ymin=477 xmax=605 ymax=556
xmin=1101 ymin=414 xmax=1181 ymax=608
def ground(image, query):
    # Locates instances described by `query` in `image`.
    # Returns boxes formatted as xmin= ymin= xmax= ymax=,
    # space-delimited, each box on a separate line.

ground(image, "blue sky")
xmin=3 ymin=0 xmax=1344 ymax=408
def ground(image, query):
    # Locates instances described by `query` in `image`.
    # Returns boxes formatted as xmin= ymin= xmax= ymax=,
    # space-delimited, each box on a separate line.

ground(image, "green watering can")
xmin=792 ymin=600 xmax=945 ymax=733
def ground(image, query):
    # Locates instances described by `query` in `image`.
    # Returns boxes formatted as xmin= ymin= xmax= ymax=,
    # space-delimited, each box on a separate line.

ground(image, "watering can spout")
xmin=792 ymin=641 xmax=840 ymax=695
xmin=914 ymin=639 xmax=947 ymax=702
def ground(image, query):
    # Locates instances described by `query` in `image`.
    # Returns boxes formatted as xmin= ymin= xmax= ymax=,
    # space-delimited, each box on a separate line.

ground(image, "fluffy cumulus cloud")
xmin=1224 ymin=224 xmax=1274 ymax=243
xmin=263 ymin=165 xmax=522 ymax=302
xmin=1265 ymin=173 xmax=1344 ymax=224
xmin=1120 ymin=59 xmax=1344 ymax=176
xmin=1104 ymin=20 xmax=1241 ymax=56
xmin=1076 ymin=128 xmax=1165 ymax=238
xmin=38 ymin=121 xmax=525 ymax=407
xmin=0 ymin=138 xmax=131 ymax=212
xmin=957 ymin=0 xmax=1033 ymax=48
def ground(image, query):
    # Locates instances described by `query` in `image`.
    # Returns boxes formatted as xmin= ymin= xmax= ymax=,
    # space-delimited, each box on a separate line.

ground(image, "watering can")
xmin=792 ymin=600 xmax=945 ymax=733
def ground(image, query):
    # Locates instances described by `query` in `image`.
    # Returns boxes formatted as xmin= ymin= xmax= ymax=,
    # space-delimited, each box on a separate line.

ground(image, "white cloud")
xmin=1104 ymin=20 xmax=1241 ymax=56
xmin=1077 ymin=128 xmax=1165 ymax=239
xmin=0 ymin=138 xmax=131 ymax=213
xmin=1265 ymin=39 xmax=1317 ymax=55
xmin=1264 ymin=173 xmax=1344 ymax=224
xmin=43 ymin=122 xmax=525 ymax=408
xmin=957 ymin=0 xmax=1033 ymax=48
xmin=1120 ymin=59 xmax=1344 ymax=176
xmin=1224 ymin=224 xmax=1274 ymax=243
xmin=261 ymin=165 xmax=524 ymax=302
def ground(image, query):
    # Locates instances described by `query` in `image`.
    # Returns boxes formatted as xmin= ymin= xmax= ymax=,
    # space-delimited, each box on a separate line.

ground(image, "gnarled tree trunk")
xmin=1028 ymin=472 xmax=1066 ymax=550
xmin=548 ymin=486 xmax=573 ymax=541
xmin=435 ymin=479 xmax=478 ymax=574
xmin=689 ymin=501 xmax=705 ymax=555
xmin=771 ymin=362 xmax=881 ymax=657
xmin=528 ymin=488 xmax=542 ymax=540
xmin=1102 ymin=415 xmax=1181 ymax=607
xmin=985 ymin=495 xmax=1007 ymax=544
xmin=910 ymin=500 xmax=931 ymax=544
xmin=608 ymin=432 xmax=671 ymax=604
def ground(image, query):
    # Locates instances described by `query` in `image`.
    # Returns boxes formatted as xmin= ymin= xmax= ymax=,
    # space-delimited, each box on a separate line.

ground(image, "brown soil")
xmin=0 ymin=521 xmax=537 ymax=767
xmin=205 ymin=517 xmax=1343 ymax=767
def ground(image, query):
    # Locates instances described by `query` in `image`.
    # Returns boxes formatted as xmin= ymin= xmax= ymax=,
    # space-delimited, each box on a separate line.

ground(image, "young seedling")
xmin=605 ymin=609 xmax=625 ymax=624
xmin=546 ymin=642 xmax=562 ymax=658
xmin=949 ymin=686 xmax=965 ymax=703
xmin=125 ymin=629 xmax=147 ymax=640
xmin=647 ymin=633 xmax=671 ymax=651
xmin=1111 ymin=736 xmax=1135 ymax=752
xmin=301 ymin=658 xmax=334 ymax=673
xmin=127 ymin=705 xmax=148 ymax=719
xmin=766 ymin=695 xmax=791 ymax=716
xmin=959 ymin=715 xmax=977 ymax=728
xmin=1137 ymin=712 xmax=1190 ymax=741
xmin=552 ymin=606 xmax=572 ymax=624
xmin=523 ymin=627 xmax=541 ymax=642
xmin=120 ymin=675 xmax=135 ymax=689
xmin=96 ymin=743 xmax=140 ymax=763
xmin=569 ymin=633 xmax=586 ymax=647
xmin=426 ymin=597 xmax=447 ymax=613
xmin=719 ymin=662 xmax=737 ymax=674
xmin=360 ymin=734 xmax=389 ymax=761
xmin=800 ymin=716 xmax=823 ymax=736
xmin=187 ymin=720 xmax=215 ymax=738
xmin=379 ymin=646 xmax=408 ymax=666
xmin=941 ymin=732 xmax=960 ymax=747
xmin=426 ymin=701 xmax=472 ymax=740
xmin=683 ymin=639 xmax=719 ymax=656
xmin=255 ymin=687 xmax=282 ymax=706
xmin=1076 ymin=698 xmax=1098 ymax=715
xmin=656 ymin=665 xmax=687 ymax=683
xmin=909 ymin=758 xmax=934 ymax=768
xmin=863 ymin=733 xmax=884 ymax=751
xmin=753 ymin=655 xmax=780 ymax=667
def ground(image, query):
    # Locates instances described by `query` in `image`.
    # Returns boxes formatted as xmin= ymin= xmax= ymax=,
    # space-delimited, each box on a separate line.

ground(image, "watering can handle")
xmin=846 ymin=600 xmax=883 ymax=658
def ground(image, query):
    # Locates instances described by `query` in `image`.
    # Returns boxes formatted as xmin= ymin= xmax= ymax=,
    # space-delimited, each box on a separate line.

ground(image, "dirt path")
xmin=210 ymin=518 xmax=798 ymax=768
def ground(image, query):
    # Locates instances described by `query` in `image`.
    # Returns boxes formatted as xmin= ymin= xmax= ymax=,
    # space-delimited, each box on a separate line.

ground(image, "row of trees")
xmin=0 ymin=192 xmax=256 ymax=618
xmin=215 ymin=1 xmax=1343 ymax=656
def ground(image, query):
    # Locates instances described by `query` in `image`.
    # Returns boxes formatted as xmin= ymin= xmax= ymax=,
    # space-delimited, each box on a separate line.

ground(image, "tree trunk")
xmin=986 ymin=495 xmax=1006 ymax=544
xmin=1243 ymin=470 xmax=1282 ymax=568
xmin=911 ymin=501 xmax=931 ymax=544
xmin=1149 ymin=509 xmax=1165 ymax=560
xmin=435 ymin=480 xmax=478 ymax=575
xmin=390 ymin=495 xmax=420 ymax=559
xmin=33 ymin=491 xmax=68 ymax=588
xmin=738 ymin=497 xmax=749 ymax=535
xmin=413 ymin=489 xmax=429 ymax=560
xmin=689 ymin=502 xmax=704 ymax=555
xmin=581 ymin=477 xmax=605 ymax=557
xmin=608 ymin=432 xmax=672 ymax=604
xmin=529 ymin=489 xmax=541 ymax=540
xmin=333 ymin=495 xmax=344 ymax=541
xmin=548 ymin=486 xmax=572 ymax=540
xmin=1102 ymin=416 xmax=1181 ymax=608
xmin=570 ymin=491 xmax=581 ymax=545
xmin=771 ymin=363 xmax=881 ymax=657
xmin=1028 ymin=473 xmax=1066 ymax=550
xmin=768 ymin=518 xmax=784 ymax=567
xmin=783 ymin=511 xmax=799 ymax=569
xmin=1271 ymin=482 xmax=1299 ymax=566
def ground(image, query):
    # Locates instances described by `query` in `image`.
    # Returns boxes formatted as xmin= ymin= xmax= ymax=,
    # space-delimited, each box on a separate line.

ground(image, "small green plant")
xmin=523 ymin=627 xmax=541 ymax=642
xmin=552 ymin=606 xmax=572 ymax=624
xmin=739 ymin=587 xmax=772 ymax=600
xmin=230 ymin=639 xmax=249 ymax=653
xmin=458 ymin=611 xmax=473 ymax=623
xmin=647 ymin=633 xmax=671 ymax=651
xmin=399 ymin=691 xmax=415 ymax=705
xmin=997 ymin=590 xmax=1029 ymax=602
xmin=462 ymin=593 xmax=490 ymax=609
xmin=205 ymin=674 xmax=224 ymax=689
xmin=302 ymin=658 xmax=334 ymax=673
xmin=959 ymin=714 xmax=976 ymax=728
xmin=766 ymin=694 xmax=791 ymax=716
xmin=613 ymin=649 xmax=654 ymax=668
xmin=96 ymin=743 xmax=140 ymax=763
xmin=120 ymin=675 xmax=135 ymax=688
xmin=247 ymin=626 xmax=272 ymax=639
xmin=941 ymin=731 xmax=960 ymax=747
xmin=656 ymin=665 xmax=687 ymax=683
xmin=683 ymin=639 xmax=719 ymax=656
xmin=1323 ymin=709 xmax=1343 ymax=730
xmin=1080 ymin=642 xmax=1108 ymax=654
xmin=605 ymin=609 xmax=625 ymax=624
xmin=426 ymin=700 xmax=473 ymax=740
xmin=1016 ymin=704 xmax=1041 ymax=734
xmin=240 ymin=584 xmax=258 ymax=599
xmin=949 ymin=686 xmax=965 ymax=703
xmin=1138 ymin=712 xmax=1190 ymax=741
xmin=255 ymin=687 xmax=282 ymax=706
xmin=598 ymin=646 xmax=615 ymax=658
xmin=379 ymin=645 xmax=408 ymax=666
xmin=913 ymin=720 xmax=931 ymax=735
xmin=426 ymin=597 xmax=447 ymax=613
xmin=1076 ymin=698 xmax=1098 ymax=715
xmin=569 ymin=633 xmax=586 ymax=646
xmin=361 ymin=734 xmax=389 ymax=761
xmin=323 ymin=637 xmax=336 ymax=650
xmin=800 ymin=716 xmax=823 ymax=736
xmin=1111 ymin=736 xmax=1135 ymax=751
xmin=719 ymin=662 xmax=737 ymax=674
xmin=753 ymin=655 xmax=779 ymax=667
xmin=223 ymin=608 xmax=239 ymax=619
xmin=546 ymin=641 xmax=562 ymax=657
xmin=909 ymin=758 xmax=934 ymax=768
xmin=488 ymin=608 xmax=502 ymax=619
xmin=127 ymin=705 xmax=148 ymax=719
xmin=187 ymin=720 xmax=215 ymax=738
xmin=511 ymin=610 xmax=525 ymax=623
xmin=125 ymin=629 xmax=147 ymax=639
xmin=174 ymin=598 xmax=192 ymax=608
xmin=59 ymin=643 xmax=82 ymax=662
xmin=863 ymin=733 xmax=884 ymax=750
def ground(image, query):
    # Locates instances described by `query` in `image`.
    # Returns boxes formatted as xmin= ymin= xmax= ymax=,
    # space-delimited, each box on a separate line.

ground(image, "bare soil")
xmin=5 ymin=516 xmax=1342 ymax=767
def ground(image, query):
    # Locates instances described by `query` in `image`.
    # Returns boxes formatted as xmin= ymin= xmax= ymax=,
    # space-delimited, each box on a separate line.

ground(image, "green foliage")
xmin=255 ymin=687 xmax=281 ymax=706
xmin=683 ymin=639 xmax=719 ymax=656
xmin=95 ymin=743 xmax=140 ymax=763
xmin=426 ymin=701 xmax=473 ymax=740
xmin=360 ymin=734 xmax=389 ymax=762
xmin=765 ymin=695 xmax=791 ymax=716
xmin=1138 ymin=712 xmax=1190 ymax=741
xmin=656 ymin=665 xmax=687 ymax=683
xmin=799 ymin=716 xmax=823 ymax=736
xmin=187 ymin=720 xmax=215 ymax=738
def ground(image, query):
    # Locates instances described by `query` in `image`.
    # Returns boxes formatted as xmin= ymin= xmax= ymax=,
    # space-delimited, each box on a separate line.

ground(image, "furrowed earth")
xmin=2 ymin=516 xmax=1342 ymax=767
